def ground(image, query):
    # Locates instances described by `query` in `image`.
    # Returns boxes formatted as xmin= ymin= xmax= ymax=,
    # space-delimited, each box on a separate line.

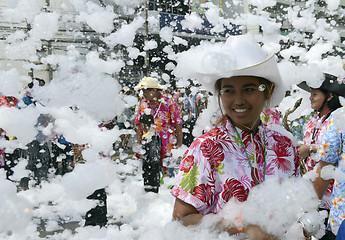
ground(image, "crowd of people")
xmin=0 ymin=75 xmax=209 ymax=186
xmin=0 ymin=78 xmax=67 ymax=189
xmin=1 ymin=34 xmax=345 ymax=239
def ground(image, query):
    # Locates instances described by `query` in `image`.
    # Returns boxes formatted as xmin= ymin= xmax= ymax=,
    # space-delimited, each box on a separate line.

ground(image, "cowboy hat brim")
xmin=134 ymin=77 xmax=163 ymax=90
xmin=197 ymin=53 xmax=284 ymax=107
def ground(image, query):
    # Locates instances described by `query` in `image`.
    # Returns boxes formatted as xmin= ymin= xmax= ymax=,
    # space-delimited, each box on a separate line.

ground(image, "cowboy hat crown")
xmin=134 ymin=77 xmax=163 ymax=90
xmin=173 ymin=34 xmax=285 ymax=107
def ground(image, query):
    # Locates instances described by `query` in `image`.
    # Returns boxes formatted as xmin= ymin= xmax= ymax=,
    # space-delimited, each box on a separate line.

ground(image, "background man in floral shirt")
xmin=135 ymin=77 xmax=183 ymax=171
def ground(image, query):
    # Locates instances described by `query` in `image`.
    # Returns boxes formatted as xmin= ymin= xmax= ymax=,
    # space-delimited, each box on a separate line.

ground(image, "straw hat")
xmin=174 ymin=34 xmax=285 ymax=107
xmin=134 ymin=77 xmax=163 ymax=90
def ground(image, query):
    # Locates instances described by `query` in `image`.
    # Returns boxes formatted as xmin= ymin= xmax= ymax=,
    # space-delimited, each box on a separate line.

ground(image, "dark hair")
xmin=257 ymin=77 xmax=275 ymax=102
xmin=320 ymin=89 xmax=342 ymax=111
xmin=35 ymin=78 xmax=46 ymax=86
xmin=29 ymin=78 xmax=46 ymax=88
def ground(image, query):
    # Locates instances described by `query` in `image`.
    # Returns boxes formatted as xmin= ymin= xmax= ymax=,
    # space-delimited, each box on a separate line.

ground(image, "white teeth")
xmin=234 ymin=109 xmax=247 ymax=113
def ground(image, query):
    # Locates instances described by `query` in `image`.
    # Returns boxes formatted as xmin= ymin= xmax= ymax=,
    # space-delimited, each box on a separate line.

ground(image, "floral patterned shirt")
xmin=290 ymin=112 xmax=316 ymax=142
xmin=260 ymin=108 xmax=281 ymax=127
xmin=317 ymin=107 xmax=345 ymax=234
xmin=171 ymin=118 xmax=300 ymax=229
xmin=135 ymin=94 xmax=182 ymax=159
xmin=303 ymin=112 xmax=334 ymax=209
xmin=0 ymin=95 xmax=18 ymax=107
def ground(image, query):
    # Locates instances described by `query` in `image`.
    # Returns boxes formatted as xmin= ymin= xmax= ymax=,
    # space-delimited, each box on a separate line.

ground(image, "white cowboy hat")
xmin=173 ymin=34 xmax=285 ymax=107
xmin=134 ymin=77 xmax=163 ymax=90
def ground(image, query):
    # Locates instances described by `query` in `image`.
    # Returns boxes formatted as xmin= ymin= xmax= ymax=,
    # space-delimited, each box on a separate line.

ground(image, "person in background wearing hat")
xmin=134 ymin=77 xmax=183 ymax=183
xmin=313 ymin=102 xmax=345 ymax=240
xmin=171 ymin=35 xmax=300 ymax=240
xmin=297 ymin=73 xmax=345 ymax=240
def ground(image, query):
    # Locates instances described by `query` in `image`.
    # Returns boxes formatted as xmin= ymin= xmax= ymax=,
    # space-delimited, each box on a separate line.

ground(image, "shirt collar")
xmin=223 ymin=116 xmax=264 ymax=139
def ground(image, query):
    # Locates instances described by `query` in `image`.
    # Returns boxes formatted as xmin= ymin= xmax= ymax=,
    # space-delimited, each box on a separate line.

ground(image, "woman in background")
xmin=298 ymin=74 xmax=345 ymax=240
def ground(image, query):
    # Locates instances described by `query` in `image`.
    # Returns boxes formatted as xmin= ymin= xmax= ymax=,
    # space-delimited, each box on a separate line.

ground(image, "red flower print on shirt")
xmin=272 ymin=135 xmax=292 ymax=172
xmin=171 ymin=118 xmax=299 ymax=216
xmin=250 ymin=167 xmax=263 ymax=186
xmin=193 ymin=183 xmax=215 ymax=204
xmin=272 ymin=134 xmax=291 ymax=149
xmin=240 ymin=132 xmax=265 ymax=165
xmin=206 ymin=128 xmax=221 ymax=137
xmin=180 ymin=155 xmax=195 ymax=173
xmin=222 ymin=178 xmax=249 ymax=202
xmin=241 ymin=131 xmax=252 ymax=146
xmin=200 ymin=134 xmax=225 ymax=170
xmin=304 ymin=131 xmax=312 ymax=139
xmin=190 ymin=138 xmax=201 ymax=149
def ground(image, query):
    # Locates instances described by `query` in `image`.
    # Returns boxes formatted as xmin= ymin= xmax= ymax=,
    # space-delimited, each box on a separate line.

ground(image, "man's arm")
xmin=175 ymin=124 xmax=182 ymax=148
xmin=136 ymin=123 xmax=143 ymax=145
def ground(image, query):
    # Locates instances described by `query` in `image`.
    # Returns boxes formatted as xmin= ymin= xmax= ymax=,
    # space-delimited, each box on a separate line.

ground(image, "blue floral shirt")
xmin=290 ymin=111 xmax=316 ymax=142
xmin=317 ymin=107 xmax=345 ymax=234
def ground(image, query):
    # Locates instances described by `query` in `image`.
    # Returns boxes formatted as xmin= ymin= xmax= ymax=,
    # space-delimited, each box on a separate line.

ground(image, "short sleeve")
xmin=317 ymin=117 xmax=342 ymax=165
xmin=171 ymin=139 xmax=218 ymax=215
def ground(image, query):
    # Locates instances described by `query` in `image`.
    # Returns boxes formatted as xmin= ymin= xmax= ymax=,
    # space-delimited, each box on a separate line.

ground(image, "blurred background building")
xmin=0 ymin=0 xmax=344 ymax=88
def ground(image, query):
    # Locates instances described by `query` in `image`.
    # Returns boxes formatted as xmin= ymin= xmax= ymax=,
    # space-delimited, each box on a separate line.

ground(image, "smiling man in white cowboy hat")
xmin=134 ymin=76 xmax=183 ymax=192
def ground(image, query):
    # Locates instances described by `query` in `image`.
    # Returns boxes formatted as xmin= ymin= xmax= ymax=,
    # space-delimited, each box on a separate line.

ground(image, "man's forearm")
xmin=175 ymin=124 xmax=182 ymax=148
xmin=136 ymin=124 xmax=143 ymax=145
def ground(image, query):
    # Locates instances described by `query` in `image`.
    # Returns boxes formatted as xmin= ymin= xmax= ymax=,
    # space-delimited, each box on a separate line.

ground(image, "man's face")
xmin=142 ymin=88 xmax=157 ymax=101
